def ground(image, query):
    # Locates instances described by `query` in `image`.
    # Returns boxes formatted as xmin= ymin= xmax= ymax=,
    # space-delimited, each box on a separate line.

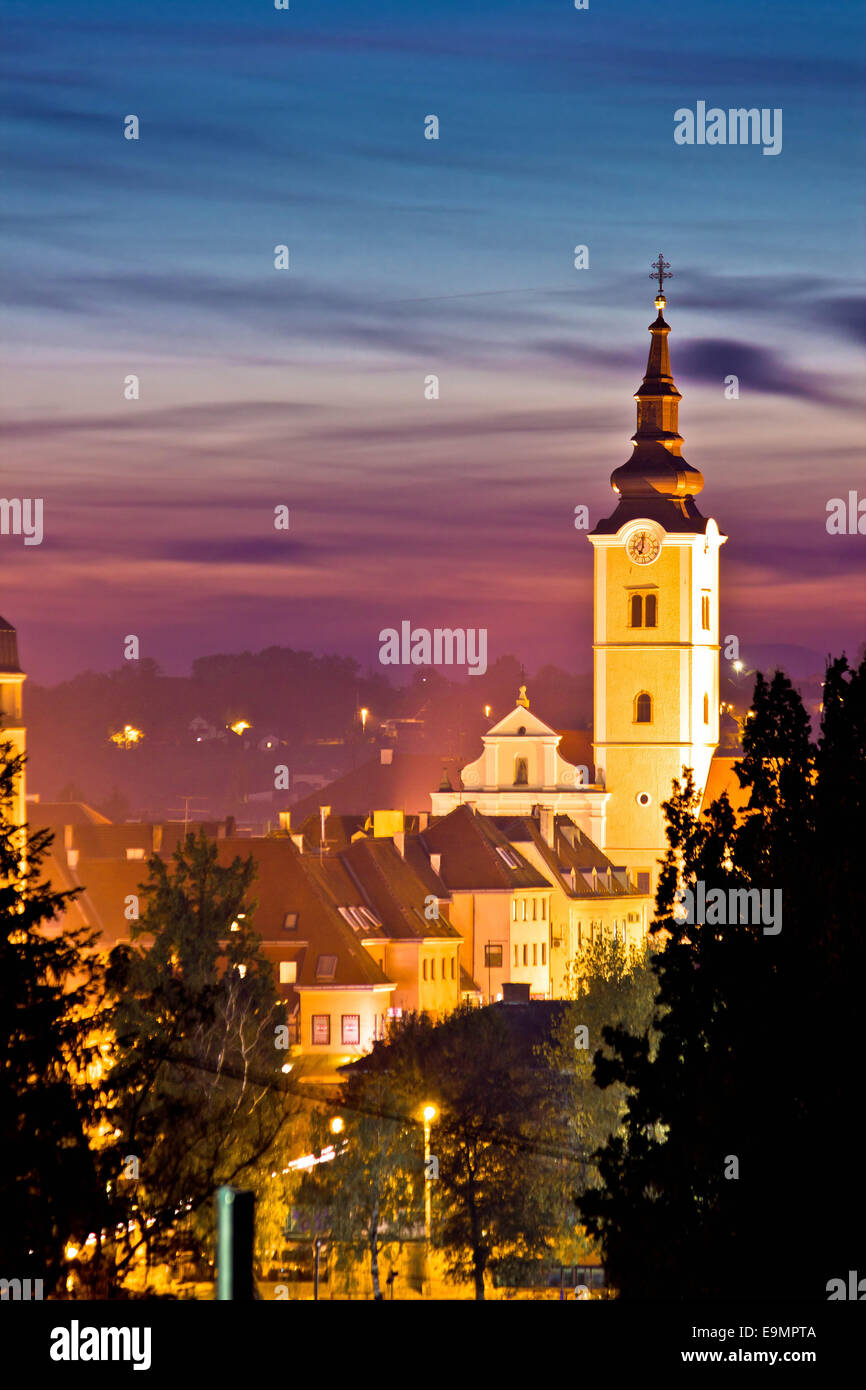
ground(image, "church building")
xmin=434 ymin=263 xmax=726 ymax=896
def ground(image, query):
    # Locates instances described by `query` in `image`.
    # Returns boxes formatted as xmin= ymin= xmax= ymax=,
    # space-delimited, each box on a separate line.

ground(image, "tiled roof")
xmin=490 ymin=814 xmax=640 ymax=898
xmin=701 ymin=755 xmax=750 ymax=815
xmin=215 ymin=838 xmax=393 ymax=992
xmin=27 ymin=801 xmax=111 ymax=828
xmin=289 ymin=752 xmax=462 ymax=822
xmin=337 ymin=837 xmax=461 ymax=941
xmin=419 ymin=805 xmax=548 ymax=891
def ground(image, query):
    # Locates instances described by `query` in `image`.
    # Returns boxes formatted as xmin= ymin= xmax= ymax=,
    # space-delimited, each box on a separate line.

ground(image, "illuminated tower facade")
xmin=588 ymin=260 xmax=726 ymax=891
xmin=0 ymin=615 xmax=27 ymax=829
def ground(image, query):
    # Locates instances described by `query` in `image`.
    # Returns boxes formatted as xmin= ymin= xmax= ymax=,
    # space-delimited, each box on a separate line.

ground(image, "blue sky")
xmin=2 ymin=0 xmax=864 ymax=681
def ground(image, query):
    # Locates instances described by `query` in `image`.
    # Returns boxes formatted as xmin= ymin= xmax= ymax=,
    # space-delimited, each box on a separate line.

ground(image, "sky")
xmin=2 ymin=0 xmax=864 ymax=685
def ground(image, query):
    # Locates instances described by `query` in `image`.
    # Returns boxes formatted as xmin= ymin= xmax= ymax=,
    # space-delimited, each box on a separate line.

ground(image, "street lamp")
xmin=483 ymin=705 xmax=491 ymax=719
xmin=329 ymin=1116 xmax=344 ymax=1136
xmin=421 ymin=1103 xmax=437 ymax=1259
xmin=360 ymin=707 xmax=369 ymax=733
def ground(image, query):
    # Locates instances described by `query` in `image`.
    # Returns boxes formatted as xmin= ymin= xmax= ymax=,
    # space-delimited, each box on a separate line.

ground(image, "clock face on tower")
xmin=626 ymin=528 xmax=661 ymax=565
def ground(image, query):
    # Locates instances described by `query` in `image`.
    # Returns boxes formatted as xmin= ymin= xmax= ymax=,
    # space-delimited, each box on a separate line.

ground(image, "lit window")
xmin=645 ymin=594 xmax=657 ymax=627
xmin=315 ymin=954 xmax=337 ymax=981
xmin=521 ymin=900 xmax=527 ymax=921
xmin=511 ymin=899 xmax=517 ymax=920
xmin=311 ymin=1015 xmax=330 ymax=1046
xmin=282 ymin=911 xmax=298 ymax=931
xmin=341 ymin=1015 xmax=360 ymax=1045
xmin=125 ymin=847 xmax=146 ymax=861
xmin=635 ymin=692 xmax=653 ymax=724
xmin=279 ymin=961 xmax=297 ymax=984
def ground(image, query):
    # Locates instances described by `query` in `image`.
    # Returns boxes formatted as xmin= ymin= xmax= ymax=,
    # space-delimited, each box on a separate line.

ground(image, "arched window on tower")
xmin=630 ymin=594 xmax=643 ymax=627
xmin=635 ymin=692 xmax=653 ymax=724
xmin=645 ymin=593 xmax=657 ymax=627
xmin=514 ymin=757 xmax=528 ymax=785
xmin=703 ymin=692 xmax=709 ymax=724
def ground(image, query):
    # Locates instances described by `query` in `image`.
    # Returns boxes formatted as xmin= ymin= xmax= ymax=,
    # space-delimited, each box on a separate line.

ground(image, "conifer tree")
xmin=0 ymin=742 xmax=108 ymax=1295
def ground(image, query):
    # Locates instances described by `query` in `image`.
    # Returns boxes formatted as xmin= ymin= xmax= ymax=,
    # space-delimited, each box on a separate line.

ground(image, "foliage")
xmin=580 ymin=656 xmax=866 ymax=1298
xmin=0 ymin=742 xmax=108 ymax=1295
xmin=104 ymin=831 xmax=298 ymax=1279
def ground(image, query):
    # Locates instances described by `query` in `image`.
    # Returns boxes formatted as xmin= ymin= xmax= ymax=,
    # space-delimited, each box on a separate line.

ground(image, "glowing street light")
xmin=483 ymin=705 xmax=492 ymax=718
xmin=732 ymin=660 xmax=744 ymax=674
xmin=109 ymin=724 xmax=144 ymax=749
xmin=421 ymin=1102 xmax=438 ymax=1271
xmin=330 ymin=1116 xmax=345 ymax=1136
xmin=360 ymin=707 xmax=369 ymax=732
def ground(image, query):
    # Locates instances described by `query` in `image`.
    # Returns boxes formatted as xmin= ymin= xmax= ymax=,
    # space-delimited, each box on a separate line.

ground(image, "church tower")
xmin=0 ymin=615 xmax=27 ymax=829
xmin=588 ymin=258 xmax=726 ymax=892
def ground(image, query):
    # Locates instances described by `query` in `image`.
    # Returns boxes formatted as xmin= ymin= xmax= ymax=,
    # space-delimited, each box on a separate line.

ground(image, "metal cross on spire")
xmin=650 ymin=252 xmax=672 ymax=294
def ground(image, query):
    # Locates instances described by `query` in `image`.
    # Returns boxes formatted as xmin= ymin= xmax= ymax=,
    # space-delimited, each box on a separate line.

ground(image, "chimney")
xmin=278 ymin=810 xmax=291 ymax=833
xmin=418 ymin=812 xmax=428 ymax=831
xmin=152 ymin=824 xmax=163 ymax=854
xmin=430 ymin=852 xmax=442 ymax=878
xmin=380 ymin=747 xmax=393 ymax=765
xmin=394 ymin=832 xmax=405 ymax=858
xmin=373 ymin=809 xmax=404 ymax=838
xmin=290 ymin=833 xmax=305 ymax=853
xmin=539 ymin=807 xmax=555 ymax=848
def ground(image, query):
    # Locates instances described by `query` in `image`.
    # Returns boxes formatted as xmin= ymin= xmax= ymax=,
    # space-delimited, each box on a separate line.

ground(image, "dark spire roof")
xmin=592 ymin=284 xmax=708 ymax=536
xmin=0 ymin=616 xmax=22 ymax=674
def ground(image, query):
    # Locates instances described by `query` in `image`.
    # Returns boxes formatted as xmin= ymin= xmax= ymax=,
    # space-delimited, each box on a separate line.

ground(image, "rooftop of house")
xmin=289 ymin=751 xmax=462 ymax=823
xmin=491 ymin=814 xmax=641 ymax=897
xmin=413 ymin=804 xmax=549 ymax=892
